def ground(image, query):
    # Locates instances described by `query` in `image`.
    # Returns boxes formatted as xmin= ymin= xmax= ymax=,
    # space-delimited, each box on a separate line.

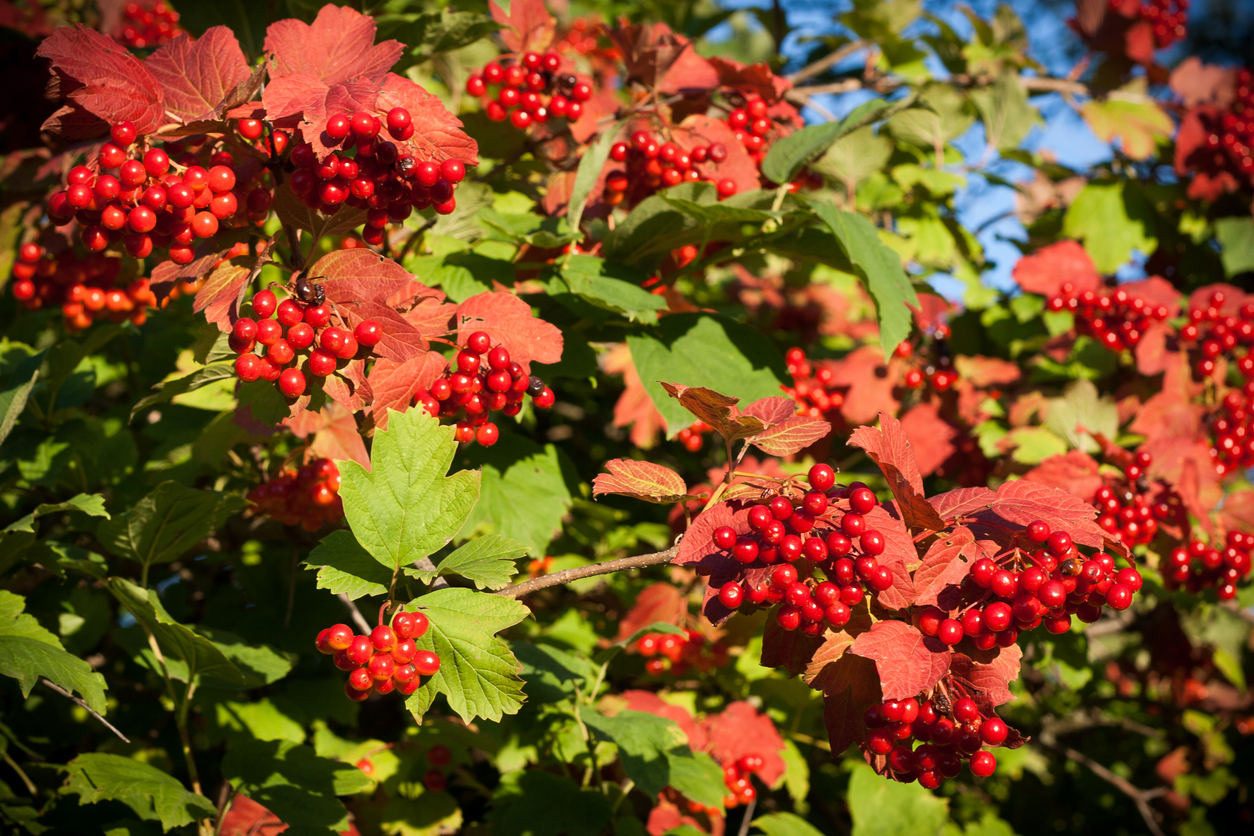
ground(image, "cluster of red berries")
xmin=712 ymin=465 xmax=896 ymax=635
xmin=720 ymin=754 xmax=766 ymax=808
xmin=229 ymin=284 xmax=383 ymax=399
xmin=554 ymin=17 xmax=618 ymax=60
xmin=1092 ymin=451 xmax=1186 ymax=545
xmin=1181 ymin=291 xmax=1254 ymax=376
xmin=1208 ymin=390 xmax=1254 ymax=477
xmin=604 ymin=131 xmax=736 ymax=208
xmin=9 ymin=245 xmax=160 ymax=330
xmin=114 ymin=1 xmax=182 ymax=50
xmin=863 ymin=689 xmax=1013 ymax=788
xmin=631 ymin=629 xmax=728 ymax=677
xmin=316 ymin=611 xmax=440 ymax=702
xmin=411 ymin=330 xmax=555 ymax=446
xmin=894 ymin=337 xmax=960 ymax=392
xmin=47 ymin=122 xmax=272 ymax=263
xmin=1114 ymin=0 xmax=1189 ymax=49
xmin=721 ymin=96 xmax=780 ymax=167
xmin=783 ymin=349 xmax=846 ymax=419
xmin=284 ymin=108 xmax=468 ymax=245
xmin=1162 ymin=533 xmax=1253 ymax=600
xmin=1180 ymin=68 xmax=1254 ymax=188
xmin=465 ymin=52 xmax=593 ymax=130
xmin=247 ymin=458 xmax=343 ymax=531
xmin=1046 ymin=283 xmax=1171 ymax=351
xmin=676 ymin=420 xmax=713 ymax=453
xmin=918 ymin=520 xmax=1142 ymax=649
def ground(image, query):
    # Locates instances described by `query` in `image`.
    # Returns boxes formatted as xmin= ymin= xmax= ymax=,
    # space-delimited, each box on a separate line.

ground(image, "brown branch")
xmin=788 ymin=40 xmax=869 ymax=84
xmin=496 ymin=545 xmax=679 ymax=598
xmin=337 ymin=593 xmax=373 ymax=634
xmin=41 ymin=679 xmax=130 ymax=743
xmin=1038 ymin=738 xmax=1167 ymax=836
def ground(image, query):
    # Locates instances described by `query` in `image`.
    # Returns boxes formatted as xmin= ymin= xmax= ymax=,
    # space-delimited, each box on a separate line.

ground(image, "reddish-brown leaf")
xmin=702 ymin=703 xmax=787 ymax=786
xmin=741 ymin=396 xmax=798 ymax=426
xmin=455 ymin=292 xmax=563 ymax=372
xmin=898 ymin=402 xmax=959 ymax=481
xmin=145 ymin=27 xmax=251 ymax=123
xmin=1122 ymin=276 xmax=1182 ymax=318
xmin=1169 ymin=57 xmax=1238 ymax=109
xmin=988 ymin=479 xmax=1105 ymax=549
xmin=403 ymin=296 xmax=458 ymax=341
xmin=804 ymin=604 xmax=873 ymax=693
xmin=659 ymin=383 xmax=765 ymax=442
xmin=308 ymin=248 xmax=416 ymax=305
xmin=323 ymin=358 xmax=371 ymax=414
xmin=760 ymin=613 xmax=825 ymax=677
xmin=374 ymin=73 xmax=479 ymax=167
xmin=674 ymin=114 xmax=761 ymax=194
xmin=489 ymin=0 xmax=556 ymax=54
xmin=339 ymin=299 xmax=429 ymax=362
xmin=948 ymin=646 xmax=1022 ymax=711
xmin=366 ymin=351 xmax=446 ymax=430
xmin=928 ymin=486 xmax=998 ymax=523
xmin=826 ymin=346 xmax=901 ymax=425
xmin=952 ymin=355 xmax=1021 ymax=387
xmin=622 ymin=690 xmax=707 ymax=751
xmin=1134 ymin=319 xmax=1179 ymax=376
xmin=264 ymin=5 xmax=401 ymax=85
xmin=1022 ymin=451 xmax=1104 ymax=501
xmin=1220 ymin=489 xmax=1254 ymax=537
xmin=861 ymin=502 xmax=919 ymax=609
xmin=592 ymin=459 xmax=691 ymax=504
xmin=749 ymin=415 xmax=831 ymax=456
xmin=849 ymin=620 xmax=952 ymax=702
xmin=193 ymin=257 xmax=253 ymax=332
xmin=149 ymin=247 xmax=230 ymax=300
xmin=849 ymin=413 xmax=945 ymax=532
xmin=219 ymin=794 xmax=286 ymax=836
xmin=262 ymin=75 xmax=381 ymax=161
xmin=675 ymin=501 xmax=747 ymax=568
xmin=912 ymin=528 xmax=998 ymax=609
xmin=608 ymin=21 xmax=715 ymax=92
xmin=822 ymin=655 xmax=882 ymax=756
xmin=283 ymin=403 xmax=369 ymax=469
xmin=1012 ymin=240 xmax=1104 ymax=296
xmin=708 ymin=57 xmax=790 ymax=102
xmin=36 ymin=25 xmax=165 ymax=136
xmin=617 ymin=583 xmax=687 ymax=642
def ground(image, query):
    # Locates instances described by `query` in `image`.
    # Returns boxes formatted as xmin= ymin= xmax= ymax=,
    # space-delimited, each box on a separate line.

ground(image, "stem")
xmin=787 ymin=40 xmax=868 ymax=83
xmin=177 ymin=679 xmax=203 ymax=797
xmin=41 ymin=679 xmax=130 ymax=742
xmin=495 ymin=545 xmax=679 ymax=598
xmin=1036 ymin=737 xmax=1167 ymax=836
xmin=337 ymin=593 xmax=373 ymax=634
xmin=736 ymin=796 xmax=757 ymax=836
xmin=1 ymin=748 xmax=37 ymax=797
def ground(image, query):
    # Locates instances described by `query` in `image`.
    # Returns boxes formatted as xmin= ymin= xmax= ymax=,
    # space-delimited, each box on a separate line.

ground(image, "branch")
xmin=787 ymin=40 xmax=868 ymax=84
xmin=1220 ymin=600 xmax=1254 ymax=625
xmin=1037 ymin=737 xmax=1167 ymax=836
xmin=41 ymin=678 xmax=130 ymax=743
xmin=496 ymin=545 xmax=679 ymax=598
xmin=337 ymin=593 xmax=373 ymax=634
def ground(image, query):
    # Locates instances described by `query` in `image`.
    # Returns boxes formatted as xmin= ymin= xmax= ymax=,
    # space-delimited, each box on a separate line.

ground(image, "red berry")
xmin=371 ymin=625 xmax=397 ymax=652
xmin=938 ymin=619 xmax=964 ymax=645
xmin=413 ymin=650 xmax=440 ymax=676
xmin=355 ymin=320 xmax=382 ymax=346
xmin=969 ymin=750 xmax=997 ymax=778
xmin=718 ymin=583 xmax=744 ymax=608
xmin=279 ymin=368 xmax=306 ymax=397
xmin=808 ymin=463 xmax=836 ymax=491
xmin=111 ymin=120 xmax=137 ymax=146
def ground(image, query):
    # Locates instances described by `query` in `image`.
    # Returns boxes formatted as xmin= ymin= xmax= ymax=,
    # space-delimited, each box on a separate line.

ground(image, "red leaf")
xmin=1134 ymin=319 xmax=1179 ymax=376
xmin=646 ymin=796 xmax=720 ymax=836
xmin=193 ymin=257 xmax=254 ymax=332
xmin=988 ymin=479 xmax=1106 ymax=549
xmin=760 ymin=613 xmax=825 ymax=677
xmin=1012 ymin=240 xmax=1104 ymax=296
xmin=702 ymin=703 xmax=786 ymax=786
xmin=826 ymin=346 xmax=901 ymax=426
xmin=324 ymin=358 xmax=371 ymax=413
xmin=911 ymin=528 xmax=997 ymax=609
xmin=748 ymin=415 xmax=831 ymax=456
xmin=804 ymin=605 xmax=873 ymax=693
xmin=617 ymin=583 xmax=687 ymax=641
xmin=1122 ymin=276 xmax=1182 ymax=318
xmin=952 ymin=355 xmax=1021 ymax=387
xmin=1220 ymin=490 xmax=1254 ymax=538
xmin=741 ymin=397 xmax=798 ymax=426
xmin=374 ymin=73 xmax=480 ymax=167
xmin=145 ymin=27 xmax=251 ymax=123
xmin=262 ymin=75 xmax=381 ymax=161
xmin=707 ymin=57 xmax=790 ymax=103
xmin=849 ymin=413 xmax=945 ymax=532
xmin=308 ymin=249 xmax=417 ymax=305
xmin=822 ymin=655 xmax=882 ymax=756
xmin=949 ymin=646 xmax=1022 ymax=711
xmin=608 ymin=22 xmax=716 ymax=93
xmin=283 ymin=403 xmax=369 ymax=469
xmin=898 ymin=403 xmax=959 ymax=480
xmin=659 ymin=383 xmax=765 ymax=441
xmin=455 ymin=292 xmax=563 ymax=372
xmin=150 ymin=247 xmax=231 ymax=300
xmin=1022 ymin=451 xmax=1104 ymax=501
xmin=849 ymin=620 xmax=952 ymax=702
xmin=593 ymin=460 xmax=691 ymax=504
xmin=1130 ymin=354 xmax=1205 ymax=444
xmin=675 ymin=501 xmax=747 ymax=568
xmin=674 ymin=114 xmax=761 ymax=194
xmin=489 ymin=0 xmax=556 ymax=54
xmin=402 ymin=296 xmax=458 ymax=341
xmin=622 ymin=690 xmax=707 ymax=751
xmin=929 ymin=486 xmax=998 ymax=523
xmin=219 ymin=794 xmax=287 ymax=836
xmin=1169 ymin=57 xmax=1238 ymax=108
xmin=1186 ymin=282 xmax=1254 ymax=318
xmin=861 ymin=502 xmax=918 ymax=609
xmin=264 ymin=5 xmax=401 ymax=86
xmin=365 ymin=351 xmax=447 ymax=430
xmin=36 ymin=25 xmax=165 ymax=136
xmin=339 ymin=299 xmax=429 ymax=362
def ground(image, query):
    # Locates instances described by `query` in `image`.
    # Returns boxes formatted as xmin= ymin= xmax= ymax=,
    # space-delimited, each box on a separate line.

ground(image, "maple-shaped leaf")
xmin=707 ymin=56 xmax=791 ymax=103
xmin=1121 ymin=276 xmax=1182 ymax=317
xmin=1169 ymin=57 xmax=1238 ymax=109
xmin=946 ymin=479 xmax=1109 ymax=553
xmin=849 ymin=413 xmax=945 ymax=532
xmin=616 ymin=583 xmax=687 ymax=642
xmin=822 ymin=654 xmax=882 ymax=756
xmin=37 ymin=25 xmax=165 ymax=137
xmin=659 ymin=383 xmax=765 ymax=442
xmin=850 ymin=620 xmax=951 ymax=702
xmin=1023 ymin=451 xmax=1104 ymax=501
xmin=1134 ymin=319 xmax=1178 ymax=377
xmin=674 ymin=501 xmax=747 ymax=571
xmin=145 ymin=27 xmax=252 ymax=123
xmin=264 ymin=5 xmax=401 ymax=86
xmin=825 ymin=346 xmax=901 ymax=425
xmin=702 ymin=703 xmax=787 ymax=786
xmin=194 ymin=256 xmax=256 ymax=332
xmin=593 ymin=459 xmax=692 ymax=504
xmin=307 ymin=248 xmax=416 ymax=306
xmin=949 ymin=647 xmax=1022 ymax=713
xmin=898 ymin=403 xmax=959 ymax=480
xmin=747 ymin=414 xmax=831 ymax=457
xmin=1011 ymin=239 xmax=1104 ymax=296
xmin=1081 ymin=80 xmax=1173 ymax=161
xmin=741 ymin=397 xmax=797 ymax=426
xmin=760 ymin=613 xmax=825 ymax=677
xmin=608 ymin=21 xmax=716 ymax=93
xmin=1186 ymin=282 xmax=1253 ymax=317
xmin=364 ymin=352 xmax=446 ymax=431
xmin=489 ymin=0 xmax=556 ymax=54
xmin=1220 ymin=489 xmax=1254 ymax=538
xmin=455 ymin=292 xmax=562 ymax=373
xmin=374 ymin=73 xmax=479 ymax=167
xmin=804 ymin=604 xmax=874 ymax=694
xmin=859 ymin=502 xmax=918 ymax=610
xmin=622 ymin=690 xmax=708 ymax=751
xmin=911 ymin=527 xmax=998 ymax=610
xmin=149 ymin=247 xmax=233 ymax=301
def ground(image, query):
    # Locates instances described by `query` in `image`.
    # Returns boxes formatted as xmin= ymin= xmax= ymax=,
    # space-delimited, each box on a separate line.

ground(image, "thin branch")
xmin=414 ymin=556 xmax=450 ymax=590
xmin=1220 ymin=600 xmax=1254 ymax=625
xmin=496 ymin=545 xmax=679 ymax=598
xmin=736 ymin=796 xmax=757 ymax=836
xmin=788 ymin=40 xmax=868 ymax=83
xmin=1038 ymin=738 xmax=1167 ymax=836
xmin=41 ymin=679 xmax=130 ymax=743
xmin=337 ymin=593 xmax=373 ymax=634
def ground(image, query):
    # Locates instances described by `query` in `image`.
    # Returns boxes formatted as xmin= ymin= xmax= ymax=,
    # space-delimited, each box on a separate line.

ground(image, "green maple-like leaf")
xmin=0 ymin=590 xmax=108 ymax=714
xmin=305 ymin=530 xmax=392 ymax=600
xmin=222 ymin=738 xmax=372 ymax=833
xmin=407 ymin=534 xmax=524 ymax=590
xmin=60 ymin=753 xmax=217 ymax=831
xmin=404 ymin=587 xmax=529 ymax=724
xmin=97 ymin=481 xmax=244 ymax=572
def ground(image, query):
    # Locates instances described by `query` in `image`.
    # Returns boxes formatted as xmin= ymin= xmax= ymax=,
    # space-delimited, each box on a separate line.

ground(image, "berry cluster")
xmin=47 ymin=122 xmax=272 ymax=263
xmin=676 ymin=420 xmax=713 ymax=453
xmin=284 ymin=107 xmax=469 ymax=246
xmin=863 ymin=688 xmax=1014 ymax=788
xmin=316 ymin=612 xmax=440 ymax=702
xmin=894 ymin=335 xmax=959 ymax=392
xmin=9 ymin=245 xmax=159 ymax=330
xmin=1115 ymin=0 xmax=1189 ymax=49
xmin=720 ymin=754 xmax=766 ymax=808
xmin=1179 ymin=68 xmax=1254 ymax=190
xmin=712 ymin=465 xmax=896 ymax=636
xmin=1208 ymin=391 xmax=1254 ymax=476
xmin=466 ymin=52 xmax=592 ymax=130
xmin=230 ymin=284 xmax=383 ymax=399
xmin=115 ymin=1 xmax=183 ymax=50
xmin=721 ymin=96 xmax=781 ymax=170
xmin=247 ymin=458 xmax=344 ymax=531
xmin=918 ymin=519 xmax=1142 ymax=647
xmin=411 ymin=331 xmax=555 ymax=446
xmin=1046 ymin=283 xmax=1172 ymax=351
xmin=1163 ymin=533 xmax=1253 ymax=600
xmin=422 ymin=744 xmax=452 ymax=793
xmin=632 ymin=629 xmax=728 ymax=677
xmin=1093 ymin=451 xmax=1186 ymax=545
xmin=783 ymin=349 xmax=845 ymax=419
xmin=1181 ymin=290 xmax=1254 ymax=376
xmin=604 ymin=131 xmax=735 ymax=208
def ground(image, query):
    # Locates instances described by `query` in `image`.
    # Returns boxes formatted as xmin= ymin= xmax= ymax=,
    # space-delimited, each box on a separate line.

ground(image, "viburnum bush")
xmin=2 ymin=1 xmax=1253 ymax=835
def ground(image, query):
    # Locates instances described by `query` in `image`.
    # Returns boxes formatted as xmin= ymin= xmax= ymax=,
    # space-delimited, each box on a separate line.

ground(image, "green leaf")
xmin=602 ymin=183 xmax=720 ymax=267
xmin=107 ymin=577 xmax=242 ymax=684
xmin=488 ymin=770 xmax=612 ymax=836
xmin=1062 ymin=181 xmax=1158 ymax=274
xmin=569 ymin=129 xmax=618 ymax=234
xmin=0 ymin=363 xmax=37 ymax=448
xmin=661 ymin=196 xmax=780 ymax=225
xmin=305 ymin=530 xmax=393 ymax=600
xmin=761 ymin=98 xmax=893 ymax=186
xmin=198 ymin=628 xmax=293 ymax=689
xmin=580 ymin=708 xmax=726 ymax=812
xmin=809 ymin=202 xmax=919 ymax=358
xmin=4 ymin=493 xmax=109 ymax=535
xmin=847 ymin=762 xmax=949 ymax=836
xmin=457 ymin=433 xmax=573 ymax=557
xmin=339 ymin=408 xmax=480 ymax=574
xmin=626 ymin=313 xmax=789 ymax=438
xmin=886 ymin=83 xmax=974 ymax=150
xmin=97 ymin=482 xmax=245 ymax=572
xmin=236 ymin=378 xmax=293 ymax=427
xmin=969 ymin=70 xmax=1039 ymax=152
xmin=1079 ymin=80 xmax=1173 ymax=161
xmin=129 ymin=363 xmax=236 ymax=420
xmin=753 ymin=812 xmax=826 ymax=836
xmin=403 ymin=587 xmax=529 ymax=724
xmin=814 ymin=127 xmax=895 ymax=193
xmin=377 ymin=9 xmax=497 ymax=65
xmin=1216 ymin=217 xmax=1254 ymax=277
xmin=408 ymin=534 xmax=524 ymax=590
xmin=222 ymin=739 xmax=372 ymax=833
xmin=1044 ymin=380 xmax=1118 ymax=454
xmin=379 ymin=793 xmax=464 ymax=836
xmin=0 ymin=590 xmax=108 ymax=714
xmin=60 ymin=753 xmax=217 ymax=832
xmin=554 ymin=254 xmax=668 ymax=323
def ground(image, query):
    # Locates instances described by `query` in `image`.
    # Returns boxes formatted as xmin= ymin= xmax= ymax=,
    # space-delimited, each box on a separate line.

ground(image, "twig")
xmin=736 ymin=796 xmax=757 ymax=836
xmin=788 ymin=40 xmax=868 ymax=83
xmin=414 ymin=556 xmax=450 ymax=590
xmin=1220 ymin=600 xmax=1254 ymax=625
xmin=0 ymin=747 xmax=37 ymax=797
xmin=337 ymin=593 xmax=373 ymax=634
xmin=496 ymin=545 xmax=679 ymax=598
xmin=1038 ymin=738 xmax=1167 ymax=836
xmin=41 ymin=679 xmax=130 ymax=743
